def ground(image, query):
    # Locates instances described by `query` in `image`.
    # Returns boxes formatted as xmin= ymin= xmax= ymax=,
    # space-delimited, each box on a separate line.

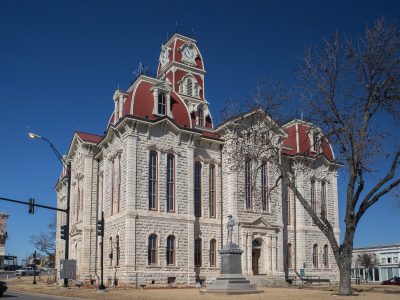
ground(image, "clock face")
xmin=181 ymin=44 xmax=197 ymax=65
xmin=159 ymin=45 xmax=170 ymax=67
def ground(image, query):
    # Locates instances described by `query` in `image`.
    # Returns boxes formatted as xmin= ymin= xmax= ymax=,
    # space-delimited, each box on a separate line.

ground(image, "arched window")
xmin=198 ymin=109 xmax=204 ymax=127
xmin=287 ymin=243 xmax=292 ymax=269
xmin=194 ymin=238 xmax=202 ymax=267
xmin=109 ymin=237 xmax=113 ymax=266
xmin=98 ymin=242 xmax=102 ymax=267
xmin=148 ymin=234 xmax=157 ymax=265
xmin=117 ymin=155 xmax=121 ymax=213
xmin=209 ymin=164 xmax=216 ymax=218
xmin=210 ymin=239 xmax=217 ymax=267
xmin=194 ymin=162 xmax=202 ymax=217
xmin=166 ymin=235 xmax=175 ymax=265
xmin=311 ymin=180 xmax=316 ymax=225
xmin=186 ymin=78 xmax=193 ymax=96
xmin=167 ymin=154 xmax=175 ymax=212
xmin=312 ymin=132 xmax=319 ymax=152
xmin=116 ymin=235 xmax=120 ymax=266
xmin=323 ymin=244 xmax=329 ymax=268
xmin=312 ymin=244 xmax=318 ymax=268
xmin=111 ymin=158 xmax=115 ymax=215
xmin=321 ymin=181 xmax=326 ymax=218
xmin=76 ymin=180 xmax=80 ymax=221
xmin=149 ymin=151 xmax=158 ymax=210
xmin=158 ymin=93 xmax=166 ymax=115
xmin=261 ymin=162 xmax=269 ymax=211
xmin=245 ymin=159 xmax=252 ymax=209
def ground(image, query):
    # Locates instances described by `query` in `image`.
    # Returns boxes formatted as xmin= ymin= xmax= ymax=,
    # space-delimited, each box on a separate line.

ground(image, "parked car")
xmin=382 ymin=277 xmax=400 ymax=285
xmin=0 ymin=281 xmax=7 ymax=297
xmin=15 ymin=266 xmax=40 ymax=276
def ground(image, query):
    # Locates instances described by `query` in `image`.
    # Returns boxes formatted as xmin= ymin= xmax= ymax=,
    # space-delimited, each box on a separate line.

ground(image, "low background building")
xmin=0 ymin=213 xmax=10 ymax=269
xmin=352 ymin=244 xmax=400 ymax=283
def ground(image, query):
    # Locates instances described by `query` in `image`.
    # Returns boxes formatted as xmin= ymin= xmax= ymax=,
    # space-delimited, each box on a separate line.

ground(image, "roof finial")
xmin=301 ymin=110 xmax=304 ymax=120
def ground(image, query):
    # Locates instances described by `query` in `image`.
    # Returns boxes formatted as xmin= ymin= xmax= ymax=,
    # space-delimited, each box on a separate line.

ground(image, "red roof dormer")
xmin=282 ymin=120 xmax=334 ymax=162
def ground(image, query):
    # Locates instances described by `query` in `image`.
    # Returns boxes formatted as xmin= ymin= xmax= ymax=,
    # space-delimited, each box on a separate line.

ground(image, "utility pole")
xmin=33 ymin=251 xmax=37 ymax=284
xmin=97 ymin=211 xmax=105 ymax=290
xmin=28 ymin=133 xmax=71 ymax=288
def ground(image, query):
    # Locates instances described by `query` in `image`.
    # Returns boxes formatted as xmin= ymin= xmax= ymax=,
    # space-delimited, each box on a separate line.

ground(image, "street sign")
xmin=60 ymin=259 xmax=76 ymax=279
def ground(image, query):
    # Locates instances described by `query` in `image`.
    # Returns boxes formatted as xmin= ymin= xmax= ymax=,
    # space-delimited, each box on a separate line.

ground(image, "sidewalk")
xmin=4 ymin=277 xmax=400 ymax=300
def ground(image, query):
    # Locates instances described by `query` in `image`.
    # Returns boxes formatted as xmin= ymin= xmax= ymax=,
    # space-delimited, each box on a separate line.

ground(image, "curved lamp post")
xmin=28 ymin=132 xmax=71 ymax=288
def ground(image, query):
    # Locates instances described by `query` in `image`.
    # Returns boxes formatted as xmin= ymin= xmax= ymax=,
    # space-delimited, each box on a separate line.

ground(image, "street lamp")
xmin=28 ymin=132 xmax=71 ymax=288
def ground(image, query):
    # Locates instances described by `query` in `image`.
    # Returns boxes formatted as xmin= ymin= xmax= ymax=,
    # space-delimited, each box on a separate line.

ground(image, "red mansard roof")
xmin=282 ymin=121 xmax=334 ymax=161
xmin=75 ymin=131 xmax=103 ymax=144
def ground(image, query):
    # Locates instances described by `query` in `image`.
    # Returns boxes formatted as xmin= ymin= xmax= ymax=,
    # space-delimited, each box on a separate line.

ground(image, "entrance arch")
xmin=252 ymin=239 xmax=262 ymax=275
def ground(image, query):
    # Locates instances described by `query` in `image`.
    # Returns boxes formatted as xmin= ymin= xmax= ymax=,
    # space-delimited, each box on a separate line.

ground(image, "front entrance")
xmin=252 ymin=239 xmax=262 ymax=275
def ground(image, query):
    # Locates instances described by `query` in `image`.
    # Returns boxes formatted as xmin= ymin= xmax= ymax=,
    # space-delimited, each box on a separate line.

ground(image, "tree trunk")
xmin=338 ymin=257 xmax=352 ymax=295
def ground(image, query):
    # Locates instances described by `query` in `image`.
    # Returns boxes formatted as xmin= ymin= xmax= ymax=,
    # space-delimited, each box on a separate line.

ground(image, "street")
xmin=3 ymin=290 xmax=79 ymax=299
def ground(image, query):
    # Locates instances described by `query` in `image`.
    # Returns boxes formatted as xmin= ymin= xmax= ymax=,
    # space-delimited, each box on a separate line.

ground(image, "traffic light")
xmin=97 ymin=219 xmax=104 ymax=237
xmin=60 ymin=225 xmax=66 ymax=240
xmin=28 ymin=198 xmax=35 ymax=214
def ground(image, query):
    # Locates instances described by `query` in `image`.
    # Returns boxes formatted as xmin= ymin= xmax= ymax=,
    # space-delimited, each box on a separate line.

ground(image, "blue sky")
xmin=1 ymin=0 xmax=399 ymax=262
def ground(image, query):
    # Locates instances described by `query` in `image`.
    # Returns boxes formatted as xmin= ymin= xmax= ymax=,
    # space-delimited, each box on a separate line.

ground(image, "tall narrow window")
xmin=261 ymin=162 xmax=269 ymax=211
xmin=186 ymin=78 xmax=193 ymax=96
xmin=109 ymin=237 xmax=113 ymax=266
xmin=149 ymin=151 xmax=158 ymax=210
xmin=287 ymin=243 xmax=292 ymax=269
xmin=76 ymin=180 xmax=80 ymax=221
xmin=286 ymin=185 xmax=291 ymax=225
xmin=99 ymin=174 xmax=104 ymax=214
xmin=111 ymin=159 xmax=115 ymax=215
xmin=158 ymin=93 xmax=166 ymax=115
xmin=313 ymin=133 xmax=319 ymax=152
xmin=117 ymin=155 xmax=121 ymax=213
xmin=194 ymin=238 xmax=202 ymax=267
xmin=198 ymin=109 xmax=204 ymax=127
xmin=194 ymin=162 xmax=202 ymax=217
xmin=311 ymin=180 xmax=316 ymax=225
xmin=313 ymin=244 xmax=318 ymax=268
xmin=321 ymin=181 xmax=326 ymax=219
xmin=209 ymin=164 xmax=216 ymax=218
xmin=166 ymin=235 xmax=175 ymax=265
xmin=116 ymin=235 xmax=120 ymax=266
xmin=148 ymin=234 xmax=157 ymax=265
xmin=167 ymin=154 xmax=175 ymax=212
xmin=210 ymin=239 xmax=217 ymax=267
xmin=245 ymin=159 xmax=252 ymax=209
xmin=323 ymin=244 xmax=329 ymax=268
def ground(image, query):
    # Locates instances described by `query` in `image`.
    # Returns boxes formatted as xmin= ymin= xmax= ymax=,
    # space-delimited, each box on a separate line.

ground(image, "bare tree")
xmin=30 ymin=218 xmax=56 ymax=267
xmin=218 ymin=18 xmax=400 ymax=295
xmin=356 ymin=253 xmax=378 ymax=282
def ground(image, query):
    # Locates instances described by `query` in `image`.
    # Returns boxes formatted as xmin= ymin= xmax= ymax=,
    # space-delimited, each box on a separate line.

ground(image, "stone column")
xmin=187 ymin=146 xmax=195 ymax=284
xmin=124 ymin=134 xmax=138 ymax=277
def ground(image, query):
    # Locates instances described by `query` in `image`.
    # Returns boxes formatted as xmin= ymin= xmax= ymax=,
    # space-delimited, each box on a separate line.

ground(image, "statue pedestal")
xmin=205 ymin=243 xmax=260 ymax=294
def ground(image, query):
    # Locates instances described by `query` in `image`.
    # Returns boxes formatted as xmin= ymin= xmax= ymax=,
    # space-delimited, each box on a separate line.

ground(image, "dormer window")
xmin=198 ymin=108 xmax=204 ymax=127
xmin=312 ymin=133 xmax=319 ymax=152
xmin=158 ymin=93 xmax=166 ymax=115
xmin=113 ymin=90 xmax=128 ymax=123
xmin=179 ymin=75 xmax=201 ymax=98
xmin=186 ymin=78 xmax=193 ymax=96
xmin=152 ymin=84 xmax=171 ymax=117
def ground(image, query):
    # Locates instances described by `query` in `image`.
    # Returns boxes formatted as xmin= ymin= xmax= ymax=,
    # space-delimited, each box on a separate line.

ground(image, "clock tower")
xmin=157 ymin=33 xmax=212 ymax=129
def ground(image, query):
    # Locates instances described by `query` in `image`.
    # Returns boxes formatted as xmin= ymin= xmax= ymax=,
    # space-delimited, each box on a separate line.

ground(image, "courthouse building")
xmin=55 ymin=32 xmax=340 ymax=287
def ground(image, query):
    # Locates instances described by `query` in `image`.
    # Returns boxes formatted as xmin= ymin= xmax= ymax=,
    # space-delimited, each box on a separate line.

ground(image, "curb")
xmin=9 ymin=288 xmax=95 ymax=300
